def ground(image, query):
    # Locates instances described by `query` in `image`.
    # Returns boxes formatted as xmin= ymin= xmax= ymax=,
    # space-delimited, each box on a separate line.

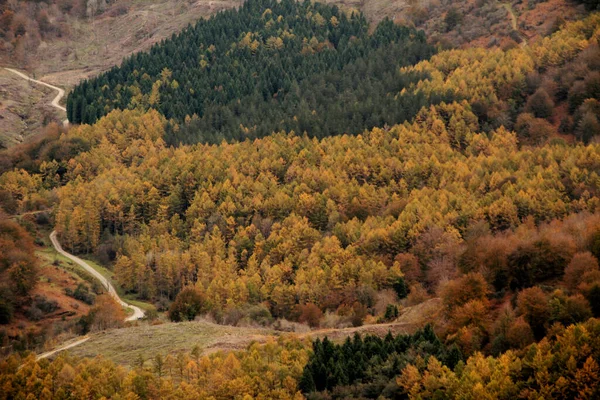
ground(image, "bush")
xmin=445 ymin=7 xmax=463 ymax=31
xmin=25 ymin=306 xmax=43 ymax=321
xmin=384 ymin=304 xmax=399 ymax=321
xmin=297 ymin=303 xmax=323 ymax=328
xmin=143 ymin=308 xmax=159 ymax=321
xmin=32 ymin=295 xmax=59 ymax=314
xmin=35 ymin=212 xmax=50 ymax=225
xmin=168 ymin=287 xmax=206 ymax=322
xmin=273 ymin=318 xmax=311 ymax=333
xmin=392 ymin=277 xmax=409 ymax=299
xmin=65 ymin=283 xmax=96 ymax=305
xmin=351 ymin=302 xmax=369 ymax=327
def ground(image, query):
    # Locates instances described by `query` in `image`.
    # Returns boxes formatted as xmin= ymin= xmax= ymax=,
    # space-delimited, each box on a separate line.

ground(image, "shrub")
xmin=445 ymin=7 xmax=463 ymax=31
xmin=297 ymin=303 xmax=323 ymax=328
xmin=392 ymin=277 xmax=409 ymax=299
xmin=351 ymin=302 xmax=368 ymax=327
xmin=25 ymin=306 xmax=43 ymax=321
xmin=384 ymin=304 xmax=399 ymax=321
xmin=168 ymin=287 xmax=206 ymax=322
xmin=32 ymin=295 xmax=58 ymax=314
xmin=65 ymin=283 xmax=96 ymax=305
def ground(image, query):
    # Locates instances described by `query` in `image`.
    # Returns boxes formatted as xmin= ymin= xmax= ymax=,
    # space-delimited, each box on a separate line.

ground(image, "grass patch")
xmin=67 ymin=320 xmax=274 ymax=367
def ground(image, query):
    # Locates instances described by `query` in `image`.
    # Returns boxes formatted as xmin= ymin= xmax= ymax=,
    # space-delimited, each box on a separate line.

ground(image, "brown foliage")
xmin=506 ymin=316 xmax=535 ymax=349
xmin=90 ymin=294 xmax=124 ymax=331
xmin=441 ymin=273 xmax=489 ymax=314
xmin=564 ymin=251 xmax=599 ymax=291
xmin=297 ymin=303 xmax=323 ymax=328
xmin=517 ymin=287 xmax=549 ymax=339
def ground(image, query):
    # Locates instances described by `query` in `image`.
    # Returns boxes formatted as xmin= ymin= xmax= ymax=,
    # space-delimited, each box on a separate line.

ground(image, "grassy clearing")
xmin=63 ymin=299 xmax=441 ymax=368
xmin=68 ymin=320 xmax=275 ymax=367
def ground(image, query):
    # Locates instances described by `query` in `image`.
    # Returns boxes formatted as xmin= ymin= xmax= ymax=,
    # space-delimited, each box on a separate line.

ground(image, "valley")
xmin=2 ymin=0 xmax=600 ymax=399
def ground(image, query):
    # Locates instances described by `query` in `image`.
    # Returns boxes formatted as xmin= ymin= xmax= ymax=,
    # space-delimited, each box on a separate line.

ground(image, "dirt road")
xmin=4 ymin=67 xmax=69 ymax=126
xmin=36 ymin=337 xmax=90 ymax=361
xmin=50 ymin=231 xmax=144 ymax=321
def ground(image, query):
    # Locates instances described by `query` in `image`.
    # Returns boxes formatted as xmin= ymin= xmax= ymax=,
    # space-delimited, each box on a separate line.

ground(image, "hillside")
xmin=0 ymin=216 xmax=104 ymax=357
xmin=3 ymin=1 xmax=600 ymax=399
xmin=0 ymin=69 xmax=64 ymax=149
xmin=0 ymin=0 xmax=243 ymax=80
xmin=0 ymin=0 xmax=586 ymax=147
xmin=0 ymin=0 xmax=586 ymax=80
xmin=64 ymin=298 xmax=440 ymax=367
xmin=67 ymin=0 xmax=435 ymax=142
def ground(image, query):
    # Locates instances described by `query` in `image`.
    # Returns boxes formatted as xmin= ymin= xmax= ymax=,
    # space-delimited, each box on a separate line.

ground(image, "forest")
xmin=66 ymin=0 xmax=437 ymax=144
xmin=2 ymin=2 xmax=600 ymax=399
xmin=2 ymin=320 xmax=600 ymax=399
xmin=66 ymin=1 xmax=600 ymax=147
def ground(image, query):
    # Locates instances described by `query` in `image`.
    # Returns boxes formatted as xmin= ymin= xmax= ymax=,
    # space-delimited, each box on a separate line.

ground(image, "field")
xmin=63 ymin=298 xmax=441 ymax=367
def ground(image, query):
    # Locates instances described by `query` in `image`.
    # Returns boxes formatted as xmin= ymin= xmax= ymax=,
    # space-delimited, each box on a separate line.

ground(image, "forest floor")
xmin=64 ymin=299 xmax=441 ymax=367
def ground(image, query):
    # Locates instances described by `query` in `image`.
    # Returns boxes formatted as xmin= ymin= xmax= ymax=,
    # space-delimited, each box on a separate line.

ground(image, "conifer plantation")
xmin=66 ymin=0 xmax=436 ymax=144
xmin=3 ymin=0 xmax=600 ymax=399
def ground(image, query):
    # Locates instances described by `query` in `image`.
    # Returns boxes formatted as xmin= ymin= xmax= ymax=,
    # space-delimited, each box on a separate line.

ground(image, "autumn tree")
xmin=517 ymin=286 xmax=550 ymax=339
xmin=564 ymin=252 xmax=599 ymax=291
xmin=169 ymin=287 xmax=206 ymax=322
xmin=526 ymin=88 xmax=555 ymax=119
xmin=89 ymin=294 xmax=125 ymax=331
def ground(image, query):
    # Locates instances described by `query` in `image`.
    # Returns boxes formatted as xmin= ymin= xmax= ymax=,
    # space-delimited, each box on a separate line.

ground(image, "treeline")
xmin=0 ymin=336 xmax=309 ymax=400
xmin=300 ymin=326 xmax=462 ymax=398
xmin=66 ymin=0 xmax=437 ymax=144
xmin=302 ymin=318 xmax=600 ymax=398
xmin=397 ymin=318 xmax=600 ymax=398
xmin=5 ymin=318 xmax=600 ymax=399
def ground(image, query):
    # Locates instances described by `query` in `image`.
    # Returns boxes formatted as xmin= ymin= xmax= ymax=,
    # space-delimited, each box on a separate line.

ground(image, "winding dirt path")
xmin=4 ymin=67 xmax=69 ymax=126
xmin=34 ymin=232 xmax=145 ymax=361
xmin=36 ymin=337 xmax=90 ymax=361
xmin=50 ymin=231 xmax=144 ymax=321
xmin=501 ymin=2 xmax=528 ymax=47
